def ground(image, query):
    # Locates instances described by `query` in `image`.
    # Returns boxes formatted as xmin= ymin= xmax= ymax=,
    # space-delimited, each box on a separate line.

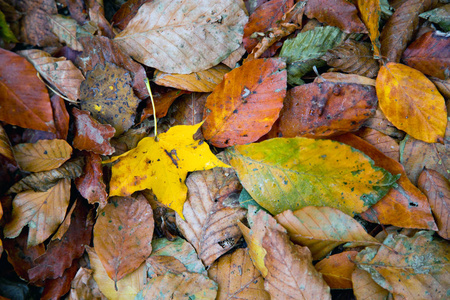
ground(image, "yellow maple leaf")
xmin=107 ymin=122 xmax=229 ymax=218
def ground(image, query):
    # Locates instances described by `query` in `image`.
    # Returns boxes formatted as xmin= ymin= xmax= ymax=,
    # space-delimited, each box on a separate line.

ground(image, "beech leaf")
xmin=352 ymin=268 xmax=390 ymax=300
xmin=356 ymin=0 xmax=381 ymax=58
xmin=420 ymin=5 xmax=450 ymax=31
xmin=47 ymin=14 xmax=83 ymax=51
xmin=314 ymin=251 xmax=358 ymax=290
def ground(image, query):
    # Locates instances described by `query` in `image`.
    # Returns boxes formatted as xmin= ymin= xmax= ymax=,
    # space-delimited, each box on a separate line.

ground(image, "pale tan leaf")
xmin=263 ymin=228 xmax=331 ymax=299
xmin=3 ymin=179 xmax=71 ymax=247
xmin=13 ymin=139 xmax=72 ymax=172
xmin=51 ymin=199 xmax=76 ymax=241
xmin=314 ymin=72 xmax=376 ymax=86
xmin=114 ymin=0 xmax=248 ymax=74
xmin=275 ymin=207 xmax=379 ymax=259
xmin=18 ymin=49 xmax=85 ymax=101
xmin=221 ymin=45 xmax=246 ymax=69
xmin=47 ymin=14 xmax=83 ymax=51
xmin=69 ymin=267 xmax=108 ymax=300
xmin=352 ymin=268 xmax=390 ymax=300
xmin=154 ymin=64 xmax=231 ymax=92
xmin=176 ymin=153 xmax=246 ymax=266
xmin=0 ymin=124 xmax=14 ymax=161
xmin=146 ymin=255 xmax=187 ymax=279
xmin=208 ymin=248 xmax=270 ymax=300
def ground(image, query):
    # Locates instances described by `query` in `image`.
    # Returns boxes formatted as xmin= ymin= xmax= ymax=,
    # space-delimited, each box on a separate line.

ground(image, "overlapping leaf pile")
xmin=0 ymin=0 xmax=449 ymax=299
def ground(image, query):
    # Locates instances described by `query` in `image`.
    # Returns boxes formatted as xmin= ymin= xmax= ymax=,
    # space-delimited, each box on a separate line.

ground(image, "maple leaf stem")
xmin=144 ymin=78 xmax=158 ymax=140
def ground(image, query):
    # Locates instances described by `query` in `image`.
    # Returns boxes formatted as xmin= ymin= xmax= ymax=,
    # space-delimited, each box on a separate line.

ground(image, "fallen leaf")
xmin=0 ymin=124 xmax=14 ymax=162
xmin=376 ymin=62 xmax=447 ymax=143
xmin=363 ymin=107 xmax=405 ymax=139
xmin=226 ymin=137 xmax=398 ymax=216
xmin=222 ymin=44 xmax=247 ymax=68
xmin=169 ymin=93 xmax=208 ymax=127
xmin=94 ymin=195 xmax=154 ymax=283
xmin=18 ymin=49 xmax=85 ymax=101
xmin=431 ymin=77 xmax=450 ymax=103
xmin=355 ymin=231 xmax=450 ymax=299
xmin=154 ymin=64 xmax=230 ymax=92
xmin=314 ymin=72 xmax=376 ymax=86
xmin=69 ymin=267 xmax=108 ymax=300
xmin=420 ymin=4 xmax=450 ymax=31
xmin=315 ymin=251 xmax=358 ymax=289
xmin=277 ymin=82 xmax=377 ymax=138
xmin=47 ymin=14 xmax=83 ymax=51
xmin=275 ymin=207 xmax=379 ymax=259
xmin=13 ymin=139 xmax=72 ymax=172
xmin=305 ymin=0 xmax=367 ymax=33
xmin=323 ymin=39 xmax=379 ymax=78
xmin=0 ymin=48 xmax=55 ymax=133
xmin=146 ymin=256 xmax=187 ymax=279
xmin=357 ymin=127 xmax=400 ymax=161
xmin=208 ymin=248 xmax=270 ymax=300
xmin=40 ymin=261 xmax=79 ymax=300
xmin=279 ymin=26 xmax=345 ymax=85
xmin=4 ymin=178 xmax=71 ymax=247
xmin=176 ymin=153 xmax=246 ymax=266
xmin=114 ymin=0 xmax=248 ymax=74
xmin=141 ymin=87 xmax=187 ymax=121
xmin=50 ymin=95 xmax=70 ymax=140
xmin=351 ymin=268 xmax=390 ymax=300
xmin=262 ymin=228 xmax=331 ymax=299
xmin=87 ymin=0 xmax=114 ymax=39
xmin=74 ymin=152 xmax=108 ymax=209
xmin=107 ymin=122 xmax=229 ymax=218
xmin=202 ymin=58 xmax=287 ymax=147
xmin=79 ymin=62 xmax=141 ymax=136
xmin=72 ymin=108 xmax=115 ymax=155
xmin=0 ymin=9 xmax=18 ymax=44
xmin=418 ymin=169 xmax=450 ymax=239
xmin=111 ymin=0 xmax=150 ymax=30
xmin=51 ymin=200 xmax=76 ymax=241
xmin=356 ymin=0 xmax=381 ymax=58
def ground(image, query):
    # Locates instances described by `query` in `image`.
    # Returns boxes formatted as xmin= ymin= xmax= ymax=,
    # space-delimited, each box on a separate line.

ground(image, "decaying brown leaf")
xmin=358 ymin=127 xmax=400 ymax=161
xmin=314 ymin=72 xmax=376 ymax=86
xmin=47 ymin=14 xmax=83 ymax=51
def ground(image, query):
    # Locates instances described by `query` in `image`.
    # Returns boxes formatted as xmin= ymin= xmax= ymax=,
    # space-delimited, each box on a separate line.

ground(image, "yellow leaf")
xmin=357 ymin=0 xmax=381 ymax=58
xmin=107 ymin=123 xmax=229 ymax=218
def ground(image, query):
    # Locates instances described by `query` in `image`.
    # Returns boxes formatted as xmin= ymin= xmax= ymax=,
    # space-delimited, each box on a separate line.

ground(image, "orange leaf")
xmin=141 ymin=87 xmax=186 ymax=121
xmin=376 ymin=62 xmax=447 ymax=143
xmin=356 ymin=0 xmax=381 ymax=58
xmin=202 ymin=58 xmax=287 ymax=147
xmin=352 ymin=268 xmax=390 ymax=299
xmin=315 ymin=251 xmax=358 ymax=289
xmin=93 ymin=195 xmax=154 ymax=283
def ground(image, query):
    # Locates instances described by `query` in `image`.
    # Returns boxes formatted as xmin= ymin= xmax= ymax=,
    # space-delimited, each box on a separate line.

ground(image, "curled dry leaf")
xmin=315 ymin=251 xmax=358 ymax=290
xmin=376 ymin=62 xmax=447 ymax=143
xmin=69 ymin=267 xmax=107 ymax=300
xmin=263 ymin=228 xmax=331 ymax=299
xmin=114 ymin=0 xmax=248 ymax=74
xmin=323 ymin=39 xmax=379 ymax=78
xmin=208 ymin=248 xmax=270 ymax=300
xmin=0 ymin=48 xmax=55 ymax=133
xmin=314 ymin=72 xmax=376 ymax=86
xmin=202 ymin=58 xmax=287 ymax=147
xmin=176 ymin=153 xmax=246 ymax=266
xmin=13 ymin=139 xmax=72 ymax=172
xmin=3 ymin=178 xmax=71 ymax=247
xmin=356 ymin=0 xmax=381 ymax=58
xmin=154 ymin=64 xmax=230 ymax=93
xmin=418 ymin=169 xmax=450 ymax=239
xmin=47 ymin=14 xmax=83 ymax=51
xmin=357 ymin=128 xmax=400 ymax=162
xmin=402 ymin=30 xmax=450 ymax=80
xmin=275 ymin=207 xmax=379 ymax=260
xmin=352 ymin=268 xmax=390 ymax=300
xmin=72 ymin=108 xmax=115 ymax=155
xmin=355 ymin=231 xmax=450 ymax=299
xmin=226 ymin=137 xmax=397 ymax=216
xmin=93 ymin=195 xmax=154 ymax=283
xmin=8 ymin=157 xmax=84 ymax=194
xmin=18 ymin=49 xmax=85 ymax=101
xmin=278 ymin=82 xmax=377 ymax=138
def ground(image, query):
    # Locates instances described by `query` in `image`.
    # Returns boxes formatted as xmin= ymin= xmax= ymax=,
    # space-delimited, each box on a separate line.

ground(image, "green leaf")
xmin=0 ymin=10 xmax=18 ymax=43
xmin=225 ymin=137 xmax=399 ymax=216
xmin=238 ymin=188 xmax=267 ymax=213
xmin=279 ymin=26 xmax=345 ymax=85
xmin=420 ymin=5 xmax=450 ymax=32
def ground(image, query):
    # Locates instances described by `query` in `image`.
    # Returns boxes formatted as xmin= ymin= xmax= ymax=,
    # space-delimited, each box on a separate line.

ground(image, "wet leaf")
xmin=114 ymin=0 xmax=247 ymax=74
xmin=402 ymin=30 xmax=450 ymax=80
xmin=262 ymin=228 xmax=331 ymax=299
xmin=72 ymin=108 xmax=115 ymax=155
xmin=352 ymin=268 xmax=390 ymax=300
xmin=0 ymin=48 xmax=55 ymax=133
xmin=154 ymin=64 xmax=230 ymax=92
xmin=355 ymin=231 xmax=450 ymax=299
xmin=107 ymin=123 xmax=229 ymax=218
xmin=18 ymin=49 xmax=85 ymax=101
xmin=202 ymin=58 xmax=287 ymax=147
xmin=3 ymin=179 xmax=71 ymax=247
xmin=278 ymin=82 xmax=377 ymax=138
xmin=356 ymin=0 xmax=381 ymax=58
xmin=208 ymin=248 xmax=270 ymax=300
xmin=376 ymin=62 xmax=447 ymax=143
xmin=418 ymin=169 xmax=450 ymax=239
xmin=226 ymin=137 xmax=398 ymax=216
xmin=47 ymin=14 xmax=83 ymax=51
xmin=176 ymin=153 xmax=246 ymax=266
xmin=93 ymin=195 xmax=154 ymax=283
xmin=13 ymin=139 xmax=72 ymax=172
xmin=315 ymin=251 xmax=358 ymax=289
xmin=275 ymin=207 xmax=379 ymax=259
xmin=420 ymin=4 xmax=450 ymax=31
xmin=79 ymin=62 xmax=141 ymax=136
xmin=357 ymin=128 xmax=400 ymax=162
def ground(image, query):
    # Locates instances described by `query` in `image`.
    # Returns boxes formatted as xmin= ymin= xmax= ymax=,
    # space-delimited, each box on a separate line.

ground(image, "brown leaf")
xmin=0 ymin=123 xmax=14 ymax=162
xmin=323 ymin=39 xmax=379 ymax=78
xmin=69 ymin=267 xmax=108 ymax=300
xmin=208 ymin=248 xmax=270 ymax=300
xmin=79 ymin=62 xmax=141 ymax=136
xmin=93 ymin=194 xmax=154 ymax=282
xmin=13 ymin=139 xmax=72 ymax=172
xmin=0 ymin=48 xmax=55 ymax=133
xmin=40 ymin=260 xmax=79 ymax=300
xmin=358 ymin=128 xmax=400 ymax=161
xmin=305 ymin=0 xmax=367 ymax=33
xmin=146 ymin=255 xmax=187 ymax=279
xmin=363 ymin=107 xmax=406 ymax=139
xmin=141 ymin=87 xmax=187 ymax=121
xmin=47 ymin=14 xmax=83 ymax=51
xmin=50 ymin=95 xmax=70 ymax=140
xmin=176 ymin=153 xmax=246 ymax=266
xmin=111 ymin=0 xmax=150 ymax=30
xmin=74 ymin=152 xmax=108 ymax=209
xmin=72 ymin=108 xmax=115 ymax=155
xmin=262 ymin=228 xmax=331 ymax=299
xmin=418 ymin=169 xmax=450 ymax=239
xmin=65 ymin=0 xmax=88 ymax=24
xmin=278 ymin=82 xmax=377 ymax=138
xmin=51 ymin=199 xmax=76 ymax=241
xmin=352 ymin=268 xmax=390 ymax=300
xmin=431 ymin=77 xmax=450 ymax=101
xmin=314 ymin=72 xmax=376 ymax=86
xmin=315 ymin=251 xmax=358 ymax=289
xmin=86 ymin=0 xmax=114 ymax=39
xmin=169 ymin=93 xmax=208 ymax=128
